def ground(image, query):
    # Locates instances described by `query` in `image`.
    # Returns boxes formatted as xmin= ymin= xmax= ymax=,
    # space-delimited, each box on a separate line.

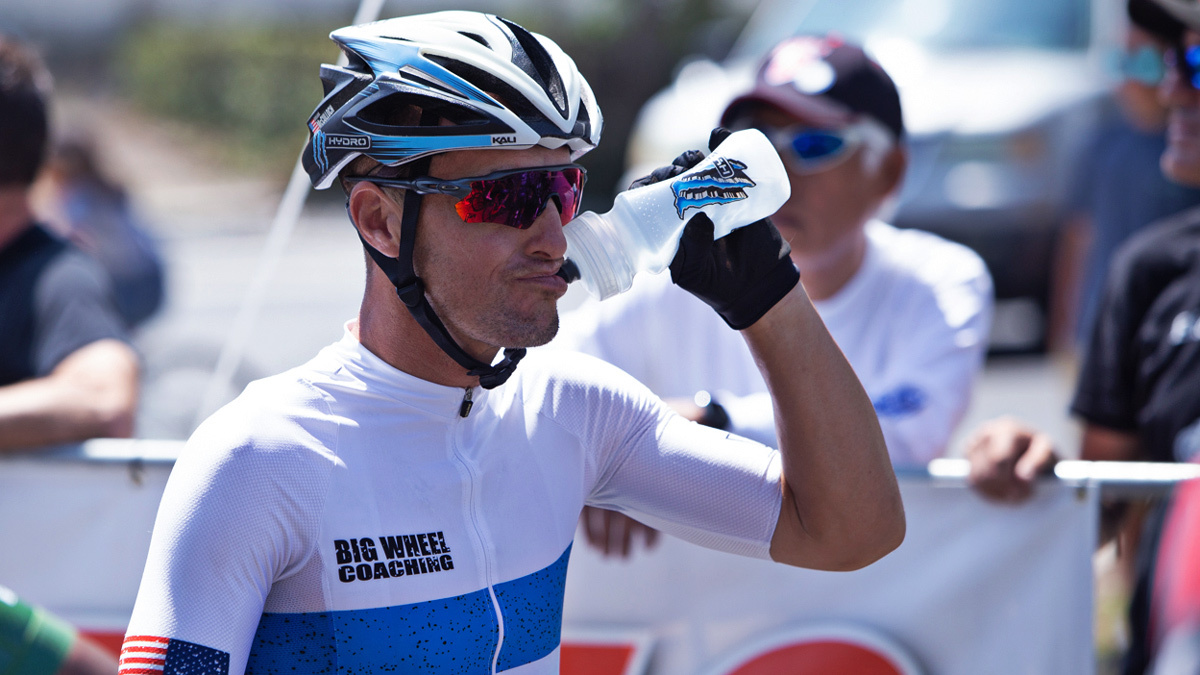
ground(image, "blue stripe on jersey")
xmin=494 ymin=544 xmax=572 ymax=670
xmin=247 ymin=611 xmax=338 ymax=674
xmin=336 ymin=589 xmax=497 ymax=673
xmin=245 ymin=544 xmax=572 ymax=674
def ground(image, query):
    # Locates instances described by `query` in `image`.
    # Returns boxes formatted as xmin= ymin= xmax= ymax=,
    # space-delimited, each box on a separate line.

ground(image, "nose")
xmin=1160 ymin=57 xmax=1189 ymax=108
xmin=525 ymin=197 xmax=569 ymax=261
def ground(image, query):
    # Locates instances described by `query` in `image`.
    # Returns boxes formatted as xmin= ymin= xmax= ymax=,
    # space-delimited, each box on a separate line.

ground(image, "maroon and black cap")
xmin=721 ymin=35 xmax=904 ymax=141
xmin=1131 ymin=0 xmax=1186 ymax=42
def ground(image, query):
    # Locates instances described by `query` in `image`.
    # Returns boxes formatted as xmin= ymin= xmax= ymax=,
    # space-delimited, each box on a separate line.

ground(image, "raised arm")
xmin=743 ymin=285 xmax=903 ymax=570
xmin=663 ymin=131 xmax=903 ymax=570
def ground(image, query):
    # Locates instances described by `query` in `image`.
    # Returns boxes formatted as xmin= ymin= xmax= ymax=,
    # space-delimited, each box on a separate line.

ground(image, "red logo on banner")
xmin=701 ymin=623 xmax=923 ymax=675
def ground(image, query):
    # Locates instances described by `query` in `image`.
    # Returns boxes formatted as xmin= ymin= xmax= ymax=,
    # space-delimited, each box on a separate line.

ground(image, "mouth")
xmin=515 ymin=267 xmax=569 ymax=295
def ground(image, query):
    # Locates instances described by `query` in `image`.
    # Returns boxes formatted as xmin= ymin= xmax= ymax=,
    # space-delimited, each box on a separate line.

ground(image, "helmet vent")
xmin=426 ymin=55 xmax=542 ymax=122
xmin=397 ymin=66 xmax=461 ymax=98
xmin=497 ymin=18 xmax=568 ymax=117
xmin=356 ymin=94 xmax=425 ymax=128
xmin=356 ymin=91 xmax=497 ymax=130
xmin=457 ymin=31 xmax=489 ymax=48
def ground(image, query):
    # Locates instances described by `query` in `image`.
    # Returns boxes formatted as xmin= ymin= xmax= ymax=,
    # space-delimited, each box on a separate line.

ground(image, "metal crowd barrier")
xmin=15 ymin=440 xmax=1200 ymax=500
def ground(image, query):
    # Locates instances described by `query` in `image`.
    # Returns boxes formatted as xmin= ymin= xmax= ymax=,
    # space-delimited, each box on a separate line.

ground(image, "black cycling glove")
xmin=668 ymin=128 xmax=800 ymax=330
xmin=627 ymin=149 xmax=706 ymax=189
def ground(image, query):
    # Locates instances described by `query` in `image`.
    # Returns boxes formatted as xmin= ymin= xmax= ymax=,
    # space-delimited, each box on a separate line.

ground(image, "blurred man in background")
xmin=0 ymin=35 xmax=139 ymax=452
xmin=554 ymin=35 xmax=992 ymax=556
xmin=967 ymin=2 xmax=1200 ymax=672
xmin=1048 ymin=0 xmax=1200 ymax=353
xmin=0 ymin=33 xmax=130 ymax=675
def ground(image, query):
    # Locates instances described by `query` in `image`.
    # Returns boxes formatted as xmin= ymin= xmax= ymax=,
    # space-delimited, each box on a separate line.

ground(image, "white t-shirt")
xmin=122 ymin=331 xmax=782 ymax=674
xmin=551 ymin=221 xmax=993 ymax=465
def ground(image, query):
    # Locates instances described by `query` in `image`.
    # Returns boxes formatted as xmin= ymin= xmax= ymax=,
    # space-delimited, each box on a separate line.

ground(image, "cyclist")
xmin=122 ymin=12 xmax=903 ymax=674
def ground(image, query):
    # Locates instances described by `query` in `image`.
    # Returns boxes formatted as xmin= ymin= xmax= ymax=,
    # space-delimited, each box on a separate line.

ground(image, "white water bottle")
xmin=562 ymin=128 xmax=790 ymax=300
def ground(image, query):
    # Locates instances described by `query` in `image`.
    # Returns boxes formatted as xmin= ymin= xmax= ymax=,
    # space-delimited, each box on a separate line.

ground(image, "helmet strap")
xmin=353 ymin=153 xmax=526 ymax=390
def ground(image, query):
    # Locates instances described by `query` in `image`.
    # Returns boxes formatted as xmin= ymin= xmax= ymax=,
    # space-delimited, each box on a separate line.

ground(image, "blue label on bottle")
xmin=670 ymin=157 xmax=757 ymax=218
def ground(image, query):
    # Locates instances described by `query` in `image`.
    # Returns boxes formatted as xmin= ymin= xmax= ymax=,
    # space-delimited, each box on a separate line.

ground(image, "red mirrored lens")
xmin=455 ymin=168 xmax=584 ymax=229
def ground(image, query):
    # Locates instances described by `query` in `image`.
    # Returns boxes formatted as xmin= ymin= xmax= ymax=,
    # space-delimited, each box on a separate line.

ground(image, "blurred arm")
xmin=1079 ymin=423 xmax=1139 ymax=462
xmin=1046 ymin=215 xmax=1093 ymax=353
xmin=966 ymin=418 xmax=1139 ymax=505
xmin=0 ymin=339 xmax=139 ymax=452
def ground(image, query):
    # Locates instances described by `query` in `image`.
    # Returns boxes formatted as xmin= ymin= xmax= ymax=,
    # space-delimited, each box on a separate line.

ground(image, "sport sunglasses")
xmin=1167 ymin=43 xmax=1200 ymax=90
xmin=1107 ymin=44 xmax=1165 ymax=87
xmin=348 ymin=164 xmax=586 ymax=229
xmin=755 ymin=123 xmax=876 ymax=174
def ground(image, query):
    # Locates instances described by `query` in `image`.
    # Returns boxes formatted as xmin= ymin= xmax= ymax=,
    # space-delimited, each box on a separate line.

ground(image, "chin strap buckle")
xmin=470 ymin=348 xmax=527 ymax=390
xmin=395 ymin=278 xmax=425 ymax=309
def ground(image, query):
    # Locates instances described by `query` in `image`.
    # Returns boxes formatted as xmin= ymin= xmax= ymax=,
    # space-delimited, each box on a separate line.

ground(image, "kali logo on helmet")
xmin=671 ymin=158 xmax=757 ymax=218
xmin=491 ymin=135 xmax=518 ymax=145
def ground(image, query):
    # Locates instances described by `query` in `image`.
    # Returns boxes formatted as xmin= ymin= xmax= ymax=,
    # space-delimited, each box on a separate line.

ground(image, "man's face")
xmin=744 ymin=106 xmax=900 ymax=269
xmin=411 ymin=146 xmax=573 ymax=357
xmin=1115 ymin=26 xmax=1169 ymax=133
xmin=1162 ymin=29 xmax=1200 ymax=186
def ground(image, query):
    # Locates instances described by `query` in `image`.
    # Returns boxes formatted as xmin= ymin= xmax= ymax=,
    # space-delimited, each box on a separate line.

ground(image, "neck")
xmin=0 ymin=187 xmax=33 ymax=251
xmin=355 ymin=272 xmax=493 ymax=389
xmin=793 ymin=226 xmax=868 ymax=302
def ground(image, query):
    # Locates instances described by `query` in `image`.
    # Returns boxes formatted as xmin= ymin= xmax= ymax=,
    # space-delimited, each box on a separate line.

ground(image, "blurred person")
xmin=35 ymin=134 xmax=166 ymax=330
xmin=1 ymin=584 xmax=119 ymax=675
xmin=0 ymin=35 xmax=138 ymax=450
xmin=966 ymin=1 xmax=1200 ymax=672
xmin=1047 ymin=3 xmax=1200 ymax=353
xmin=553 ymin=35 xmax=992 ymax=556
xmin=120 ymin=12 xmax=903 ymax=674
xmin=0 ymin=34 xmax=128 ymax=675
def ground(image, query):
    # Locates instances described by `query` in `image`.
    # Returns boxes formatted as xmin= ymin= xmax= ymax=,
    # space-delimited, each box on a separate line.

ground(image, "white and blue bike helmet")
xmin=303 ymin=11 xmax=602 ymax=189
xmin=302 ymin=12 xmax=603 ymax=389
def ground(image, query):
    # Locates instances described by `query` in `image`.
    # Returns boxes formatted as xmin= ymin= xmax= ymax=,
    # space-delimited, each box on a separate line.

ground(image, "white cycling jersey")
xmin=122 ymin=329 xmax=782 ymax=675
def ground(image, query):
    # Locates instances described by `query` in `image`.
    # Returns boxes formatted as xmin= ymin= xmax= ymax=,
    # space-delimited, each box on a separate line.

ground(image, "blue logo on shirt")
xmin=873 ymin=385 xmax=927 ymax=418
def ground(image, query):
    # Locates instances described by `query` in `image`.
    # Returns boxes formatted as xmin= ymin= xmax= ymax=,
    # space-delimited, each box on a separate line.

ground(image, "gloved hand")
xmin=669 ymin=128 xmax=800 ymax=330
xmin=627 ymin=149 xmax=706 ymax=189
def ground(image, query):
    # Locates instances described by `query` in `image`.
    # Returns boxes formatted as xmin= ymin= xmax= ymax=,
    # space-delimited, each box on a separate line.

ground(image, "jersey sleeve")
xmin=540 ymin=352 xmax=782 ymax=560
xmin=123 ymin=399 xmax=335 ymax=675
xmin=33 ymin=248 xmax=128 ymax=375
xmin=597 ymin=415 xmax=783 ymax=559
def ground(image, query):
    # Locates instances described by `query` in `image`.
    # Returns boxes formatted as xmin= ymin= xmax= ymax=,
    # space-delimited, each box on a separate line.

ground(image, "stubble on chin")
xmin=457 ymin=297 xmax=561 ymax=350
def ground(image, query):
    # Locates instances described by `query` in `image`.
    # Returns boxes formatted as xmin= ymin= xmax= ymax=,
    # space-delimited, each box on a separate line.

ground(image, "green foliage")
xmin=118 ymin=21 xmax=338 ymax=175
xmin=114 ymin=4 xmax=750 ymax=190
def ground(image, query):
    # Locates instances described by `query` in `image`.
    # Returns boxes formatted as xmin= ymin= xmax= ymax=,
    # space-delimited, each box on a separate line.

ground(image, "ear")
xmin=348 ymin=181 xmax=404 ymax=258
xmin=877 ymin=145 xmax=908 ymax=197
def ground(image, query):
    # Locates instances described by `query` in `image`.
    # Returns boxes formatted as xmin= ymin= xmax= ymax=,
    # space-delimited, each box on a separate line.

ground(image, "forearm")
xmin=0 ymin=340 xmax=138 ymax=452
xmin=0 ymin=378 xmax=133 ymax=451
xmin=745 ymin=286 xmax=904 ymax=570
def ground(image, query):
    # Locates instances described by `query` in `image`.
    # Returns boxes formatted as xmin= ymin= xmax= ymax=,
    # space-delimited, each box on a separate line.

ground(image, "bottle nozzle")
xmin=556 ymin=259 xmax=581 ymax=283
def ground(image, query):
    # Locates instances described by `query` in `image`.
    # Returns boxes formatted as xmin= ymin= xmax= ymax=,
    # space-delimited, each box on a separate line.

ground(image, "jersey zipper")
xmin=451 ymin=391 xmax=504 ymax=673
xmin=459 ymin=387 xmax=474 ymax=417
